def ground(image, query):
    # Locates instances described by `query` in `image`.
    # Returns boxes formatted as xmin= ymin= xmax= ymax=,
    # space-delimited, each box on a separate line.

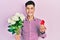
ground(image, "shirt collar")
xmin=25 ymin=16 xmax=36 ymax=21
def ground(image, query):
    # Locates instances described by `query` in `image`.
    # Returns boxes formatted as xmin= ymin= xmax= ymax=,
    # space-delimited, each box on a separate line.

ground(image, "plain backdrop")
xmin=0 ymin=0 xmax=60 ymax=40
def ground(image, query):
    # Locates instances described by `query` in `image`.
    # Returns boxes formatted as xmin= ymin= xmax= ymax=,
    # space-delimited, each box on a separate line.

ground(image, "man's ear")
xmin=25 ymin=7 xmax=27 ymax=10
xmin=34 ymin=7 xmax=35 ymax=11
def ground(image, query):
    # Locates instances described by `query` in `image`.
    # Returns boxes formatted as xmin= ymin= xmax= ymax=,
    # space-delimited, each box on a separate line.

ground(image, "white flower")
xmin=8 ymin=18 xmax=12 ymax=24
xmin=15 ymin=12 xmax=25 ymax=21
xmin=8 ymin=12 xmax=25 ymax=25
xmin=20 ymin=14 xmax=25 ymax=21
xmin=8 ymin=18 xmax=16 ymax=25
xmin=11 ymin=16 xmax=19 ymax=21
xmin=15 ymin=12 xmax=21 ymax=17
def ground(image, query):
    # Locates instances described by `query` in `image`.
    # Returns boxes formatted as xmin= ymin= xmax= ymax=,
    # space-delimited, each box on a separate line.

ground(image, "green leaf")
xmin=8 ymin=29 xmax=13 ymax=32
xmin=18 ymin=25 xmax=23 ymax=28
xmin=8 ymin=25 xmax=16 ymax=29
xmin=12 ymin=30 xmax=15 ymax=34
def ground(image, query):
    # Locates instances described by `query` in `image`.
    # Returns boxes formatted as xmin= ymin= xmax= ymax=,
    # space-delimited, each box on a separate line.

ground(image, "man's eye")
xmin=31 ymin=8 xmax=33 ymax=9
xmin=27 ymin=8 xmax=29 ymax=9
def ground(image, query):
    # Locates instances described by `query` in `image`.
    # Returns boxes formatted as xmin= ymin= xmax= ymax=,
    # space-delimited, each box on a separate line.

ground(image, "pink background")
xmin=0 ymin=0 xmax=60 ymax=40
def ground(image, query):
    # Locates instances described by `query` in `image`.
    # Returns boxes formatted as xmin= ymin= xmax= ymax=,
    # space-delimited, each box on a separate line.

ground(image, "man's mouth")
xmin=28 ymin=13 xmax=33 ymax=16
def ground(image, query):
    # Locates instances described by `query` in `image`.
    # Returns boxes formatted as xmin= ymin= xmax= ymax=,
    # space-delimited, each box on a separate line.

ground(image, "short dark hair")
xmin=25 ymin=1 xmax=35 ymax=7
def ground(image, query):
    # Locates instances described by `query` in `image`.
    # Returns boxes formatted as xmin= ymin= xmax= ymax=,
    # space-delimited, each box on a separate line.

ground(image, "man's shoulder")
xmin=34 ymin=17 xmax=41 ymax=21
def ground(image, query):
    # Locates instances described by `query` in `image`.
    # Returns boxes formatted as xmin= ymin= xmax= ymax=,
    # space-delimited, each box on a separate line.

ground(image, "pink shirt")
xmin=21 ymin=17 xmax=46 ymax=40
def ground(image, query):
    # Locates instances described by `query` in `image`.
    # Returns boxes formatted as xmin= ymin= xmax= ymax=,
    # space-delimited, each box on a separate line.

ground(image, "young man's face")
xmin=25 ymin=5 xmax=35 ymax=16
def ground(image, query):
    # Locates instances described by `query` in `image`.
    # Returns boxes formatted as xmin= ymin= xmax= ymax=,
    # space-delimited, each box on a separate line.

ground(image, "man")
xmin=16 ymin=1 xmax=46 ymax=40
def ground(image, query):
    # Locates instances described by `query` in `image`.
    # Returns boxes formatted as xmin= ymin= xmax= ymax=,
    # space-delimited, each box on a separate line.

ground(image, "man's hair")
xmin=25 ymin=1 xmax=35 ymax=7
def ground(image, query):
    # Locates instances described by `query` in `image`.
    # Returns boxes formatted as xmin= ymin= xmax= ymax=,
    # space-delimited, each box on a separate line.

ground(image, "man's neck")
xmin=27 ymin=15 xmax=34 ymax=21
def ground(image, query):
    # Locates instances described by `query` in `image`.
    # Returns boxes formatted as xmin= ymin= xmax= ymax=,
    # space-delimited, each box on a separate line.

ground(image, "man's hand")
xmin=15 ymin=34 xmax=20 ymax=40
xmin=40 ymin=25 xmax=46 ymax=33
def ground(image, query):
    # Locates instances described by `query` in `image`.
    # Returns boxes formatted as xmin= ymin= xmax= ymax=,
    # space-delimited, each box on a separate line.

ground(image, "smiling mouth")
xmin=28 ymin=13 xmax=33 ymax=15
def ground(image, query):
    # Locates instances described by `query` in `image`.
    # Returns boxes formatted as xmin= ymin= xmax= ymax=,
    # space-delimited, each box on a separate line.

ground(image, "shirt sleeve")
xmin=36 ymin=19 xmax=46 ymax=38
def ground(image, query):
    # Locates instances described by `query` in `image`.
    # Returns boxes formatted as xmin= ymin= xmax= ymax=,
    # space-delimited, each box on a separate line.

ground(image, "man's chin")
xmin=27 ymin=14 xmax=33 ymax=16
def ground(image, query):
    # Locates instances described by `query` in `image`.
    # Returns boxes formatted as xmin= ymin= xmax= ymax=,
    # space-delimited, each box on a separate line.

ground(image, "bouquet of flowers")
xmin=8 ymin=12 xmax=25 ymax=35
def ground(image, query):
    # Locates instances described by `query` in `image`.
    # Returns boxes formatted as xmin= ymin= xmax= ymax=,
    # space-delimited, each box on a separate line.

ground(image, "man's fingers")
xmin=40 ymin=25 xmax=46 ymax=32
xmin=40 ymin=25 xmax=46 ymax=30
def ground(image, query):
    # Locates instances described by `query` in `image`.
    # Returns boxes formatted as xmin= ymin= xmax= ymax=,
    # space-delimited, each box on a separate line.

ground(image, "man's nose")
xmin=29 ymin=9 xmax=32 ymax=12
